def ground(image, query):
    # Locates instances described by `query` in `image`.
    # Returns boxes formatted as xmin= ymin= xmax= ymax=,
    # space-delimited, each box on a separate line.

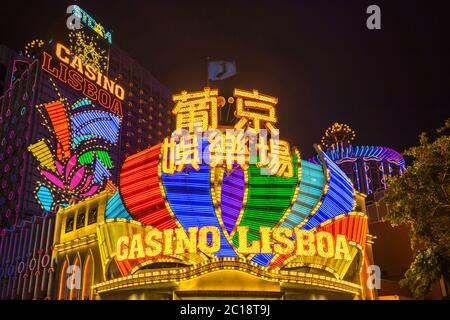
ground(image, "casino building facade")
xmin=0 ymin=5 xmax=173 ymax=229
xmin=52 ymin=192 xmax=374 ymax=300
xmin=0 ymin=5 xmax=172 ymax=299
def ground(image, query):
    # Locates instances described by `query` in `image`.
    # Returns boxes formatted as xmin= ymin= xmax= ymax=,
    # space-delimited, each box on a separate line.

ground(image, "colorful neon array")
xmin=114 ymin=88 xmax=365 ymax=273
xmin=117 ymin=139 xmax=361 ymax=270
xmin=302 ymin=151 xmax=355 ymax=230
xmin=28 ymin=98 xmax=121 ymax=212
xmin=269 ymin=212 xmax=368 ymax=271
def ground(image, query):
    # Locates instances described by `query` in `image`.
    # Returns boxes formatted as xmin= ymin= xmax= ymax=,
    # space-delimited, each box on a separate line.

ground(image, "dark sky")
xmin=1 ymin=0 xmax=449 ymax=158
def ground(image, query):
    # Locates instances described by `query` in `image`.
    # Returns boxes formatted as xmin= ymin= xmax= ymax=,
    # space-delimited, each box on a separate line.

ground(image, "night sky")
xmin=1 ymin=0 xmax=449 ymax=158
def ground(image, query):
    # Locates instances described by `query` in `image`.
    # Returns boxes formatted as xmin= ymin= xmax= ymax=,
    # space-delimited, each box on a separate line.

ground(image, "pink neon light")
xmin=80 ymin=174 xmax=93 ymax=192
xmin=69 ymin=167 xmax=85 ymax=190
xmin=41 ymin=170 xmax=65 ymax=189
xmin=65 ymin=155 xmax=78 ymax=181
xmin=55 ymin=160 xmax=64 ymax=176
xmin=80 ymin=185 xmax=99 ymax=197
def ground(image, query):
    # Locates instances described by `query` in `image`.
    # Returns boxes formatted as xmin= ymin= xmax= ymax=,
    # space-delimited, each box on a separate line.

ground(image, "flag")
xmin=208 ymin=60 xmax=237 ymax=81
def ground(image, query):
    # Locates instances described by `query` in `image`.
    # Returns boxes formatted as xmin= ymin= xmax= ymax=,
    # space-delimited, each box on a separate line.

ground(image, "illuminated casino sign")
xmin=41 ymin=43 xmax=124 ymax=116
xmin=94 ymin=87 xmax=368 ymax=281
xmin=114 ymin=227 xmax=352 ymax=260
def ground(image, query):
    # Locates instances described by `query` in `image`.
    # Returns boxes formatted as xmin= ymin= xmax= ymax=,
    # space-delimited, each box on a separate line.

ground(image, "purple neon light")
xmin=220 ymin=165 xmax=245 ymax=234
xmin=9 ymin=58 xmax=30 ymax=90
xmin=353 ymin=162 xmax=361 ymax=192
xmin=81 ymin=175 xmax=93 ymax=191
xmin=364 ymin=161 xmax=371 ymax=194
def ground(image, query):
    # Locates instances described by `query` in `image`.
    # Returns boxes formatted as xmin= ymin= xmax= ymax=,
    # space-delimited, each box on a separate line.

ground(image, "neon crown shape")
xmin=105 ymin=88 xmax=367 ymax=273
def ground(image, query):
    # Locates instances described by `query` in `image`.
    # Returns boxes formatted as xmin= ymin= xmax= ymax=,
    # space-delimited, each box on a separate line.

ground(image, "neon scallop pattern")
xmin=119 ymin=145 xmax=359 ymax=266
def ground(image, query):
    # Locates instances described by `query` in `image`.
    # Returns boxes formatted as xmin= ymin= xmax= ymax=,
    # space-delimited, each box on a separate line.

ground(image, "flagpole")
xmin=206 ymin=56 xmax=210 ymax=88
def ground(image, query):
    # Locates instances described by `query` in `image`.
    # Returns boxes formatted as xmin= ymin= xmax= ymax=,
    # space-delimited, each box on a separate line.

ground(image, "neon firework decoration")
xmin=28 ymin=98 xmax=121 ymax=212
xmin=100 ymin=87 xmax=368 ymax=280
xmin=321 ymin=122 xmax=356 ymax=149
xmin=24 ymin=39 xmax=44 ymax=59
xmin=69 ymin=30 xmax=108 ymax=73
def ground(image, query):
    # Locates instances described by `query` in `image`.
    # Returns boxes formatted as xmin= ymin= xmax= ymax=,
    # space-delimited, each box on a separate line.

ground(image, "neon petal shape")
xmin=36 ymin=185 xmax=54 ymax=212
xmin=41 ymin=170 xmax=65 ymax=189
xmin=281 ymin=160 xmax=325 ymax=228
xmin=55 ymin=159 xmax=64 ymax=176
xmin=44 ymin=101 xmax=71 ymax=160
xmin=120 ymin=144 xmax=178 ymax=230
xmin=220 ymin=165 xmax=245 ymax=235
xmin=65 ymin=155 xmax=78 ymax=181
xmin=80 ymin=184 xmax=99 ymax=197
xmin=69 ymin=166 xmax=85 ymax=190
xmin=80 ymin=174 xmax=93 ymax=192
xmin=233 ymin=154 xmax=299 ymax=261
xmin=27 ymin=140 xmax=56 ymax=172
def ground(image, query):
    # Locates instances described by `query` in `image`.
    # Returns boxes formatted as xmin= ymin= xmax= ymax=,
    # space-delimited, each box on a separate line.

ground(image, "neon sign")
xmin=41 ymin=43 xmax=124 ymax=117
xmin=71 ymin=5 xmax=113 ymax=44
xmin=95 ymin=87 xmax=369 ymax=279
xmin=114 ymin=227 xmax=352 ymax=261
xmin=161 ymin=88 xmax=294 ymax=177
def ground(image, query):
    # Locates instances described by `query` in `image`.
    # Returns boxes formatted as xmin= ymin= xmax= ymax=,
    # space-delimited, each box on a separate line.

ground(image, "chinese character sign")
xmin=162 ymin=87 xmax=294 ymax=178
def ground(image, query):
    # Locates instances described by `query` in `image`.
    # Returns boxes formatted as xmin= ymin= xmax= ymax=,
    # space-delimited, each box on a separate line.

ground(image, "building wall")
xmin=0 ymin=21 xmax=174 ymax=302
xmin=107 ymin=44 xmax=173 ymax=159
xmin=0 ymin=212 xmax=55 ymax=300
xmin=52 ymin=191 xmax=109 ymax=300
xmin=0 ymin=6 xmax=175 ymax=300
xmin=0 ymin=45 xmax=16 ymax=94
xmin=0 ymin=60 xmax=40 ymax=228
